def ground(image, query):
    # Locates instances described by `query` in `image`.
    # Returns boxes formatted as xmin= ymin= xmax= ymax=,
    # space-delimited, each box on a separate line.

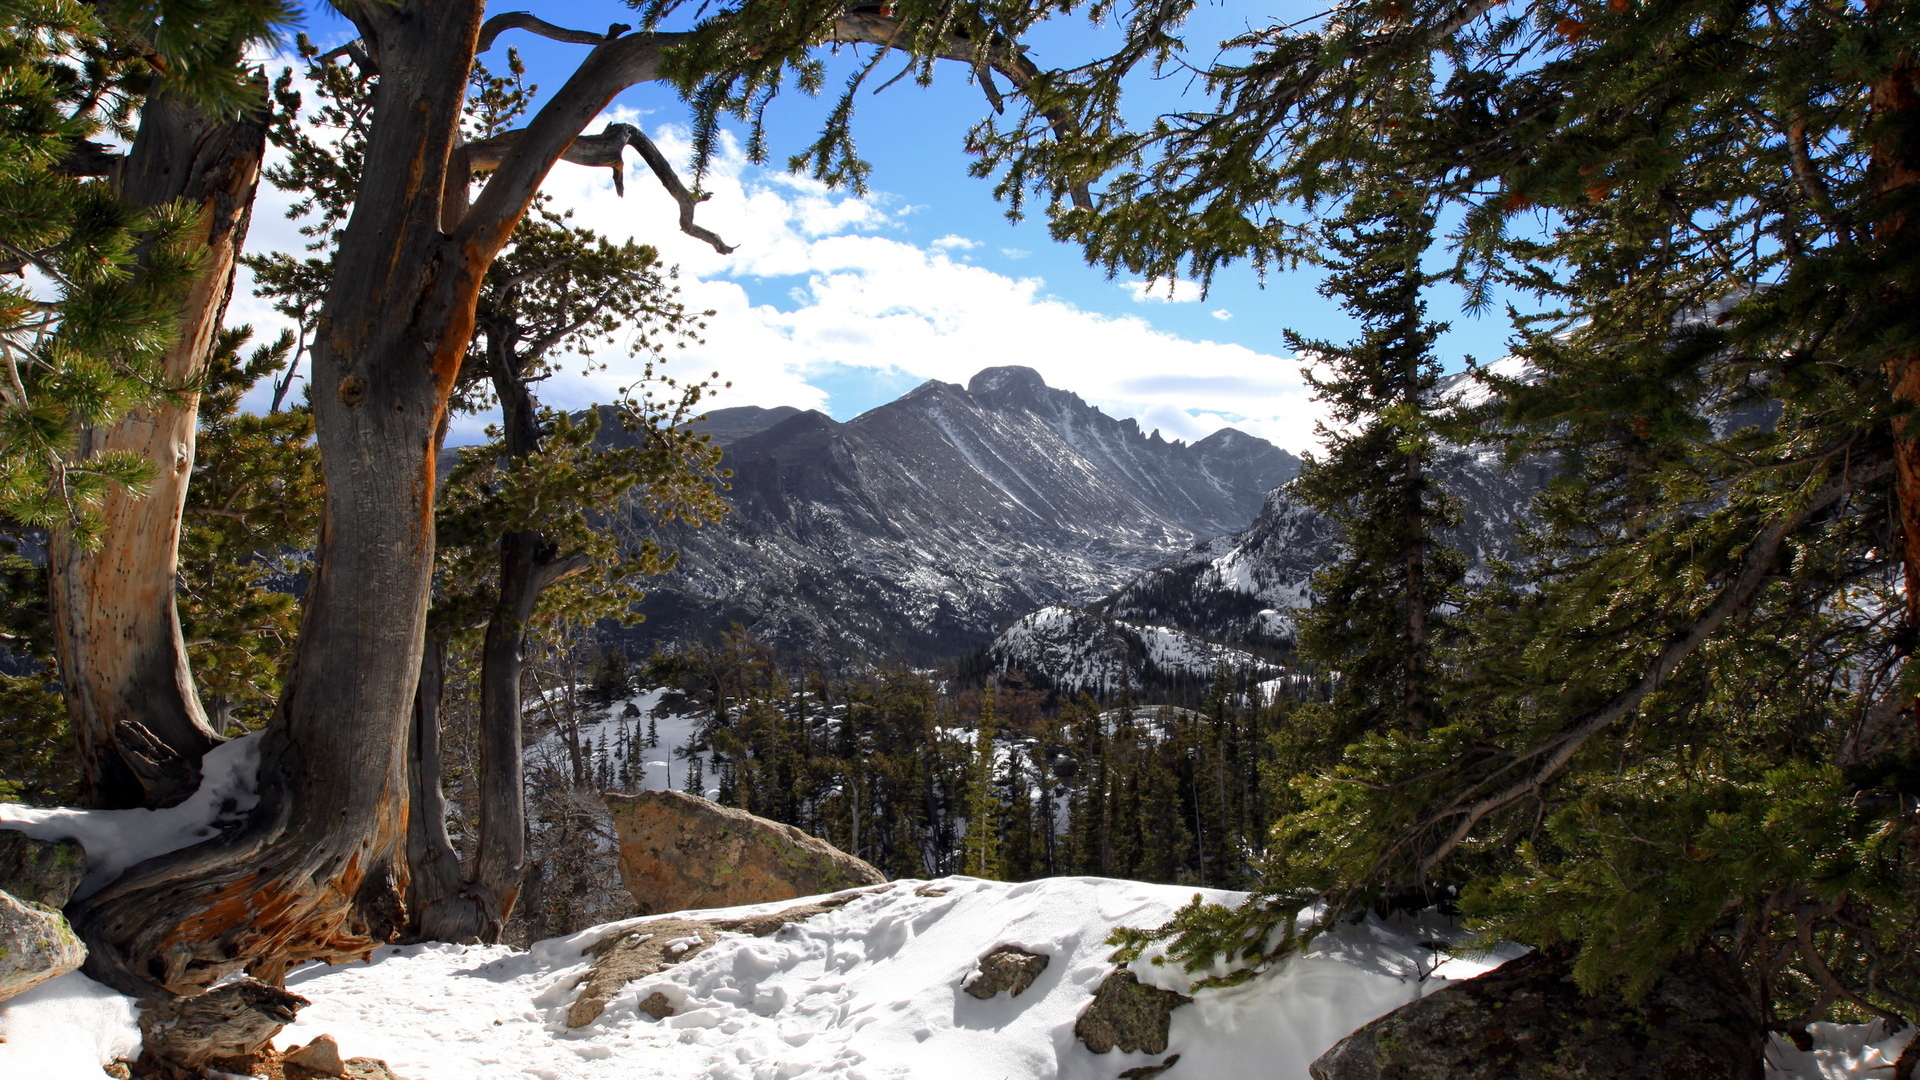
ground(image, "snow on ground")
xmin=0 ymin=874 xmax=1908 ymax=1079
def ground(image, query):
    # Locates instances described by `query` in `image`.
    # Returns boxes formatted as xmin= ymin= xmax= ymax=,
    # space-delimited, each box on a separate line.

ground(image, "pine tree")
xmin=961 ymin=690 xmax=1002 ymax=878
xmin=1288 ymin=190 xmax=1462 ymax=746
xmin=682 ymin=747 xmax=705 ymax=798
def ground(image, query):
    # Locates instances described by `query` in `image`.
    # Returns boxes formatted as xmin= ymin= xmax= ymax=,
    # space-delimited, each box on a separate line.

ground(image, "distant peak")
xmin=967 ymin=366 xmax=1049 ymax=396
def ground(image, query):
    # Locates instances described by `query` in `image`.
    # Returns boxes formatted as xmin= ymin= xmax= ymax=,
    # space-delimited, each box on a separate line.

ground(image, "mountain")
xmin=616 ymin=366 xmax=1300 ymax=663
xmin=988 ymin=366 xmax=1552 ymax=689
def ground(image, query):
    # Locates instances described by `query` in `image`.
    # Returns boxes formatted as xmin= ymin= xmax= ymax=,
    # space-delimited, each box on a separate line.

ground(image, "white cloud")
xmin=1122 ymin=278 xmax=1205 ymax=304
xmin=1211 ymin=308 xmax=1233 ymax=321
xmin=234 ymin=109 xmax=1331 ymax=453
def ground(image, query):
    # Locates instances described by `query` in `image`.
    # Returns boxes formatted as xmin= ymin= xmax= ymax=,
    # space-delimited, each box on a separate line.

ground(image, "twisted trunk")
xmin=71 ymin=3 xmax=486 ymax=994
xmin=49 ymin=94 xmax=266 ymax=810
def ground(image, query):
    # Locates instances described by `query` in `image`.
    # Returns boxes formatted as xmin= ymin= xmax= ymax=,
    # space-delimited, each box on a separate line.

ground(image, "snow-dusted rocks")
xmin=963 ymin=944 xmax=1050 ymax=999
xmin=604 ymin=790 xmax=885 ymax=915
xmin=1075 ymin=969 xmax=1191 ymax=1056
xmin=0 ymin=830 xmax=86 ymax=908
xmin=0 ymin=830 xmax=90 ymax=1005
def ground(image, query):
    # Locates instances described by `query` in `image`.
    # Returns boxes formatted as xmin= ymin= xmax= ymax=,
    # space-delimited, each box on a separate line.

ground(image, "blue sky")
xmin=243 ymin=2 xmax=1530 ymax=452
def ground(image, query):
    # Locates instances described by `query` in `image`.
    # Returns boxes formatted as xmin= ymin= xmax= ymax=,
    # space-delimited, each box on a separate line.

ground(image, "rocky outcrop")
xmin=963 ymin=945 xmax=1050 ymax=999
xmin=605 ymin=790 xmax=885 ymax=915
xmin=568 ymin=891 xmax=876 ymax=1027
xmin=1308 ymin=949 xmax=1766 ymax=1080
xmin=0 ymin=828 xmax=86 ymax=908
xmin=135 ymin=977 xmax=309 ymax=1078
xmin=0 ymin=888 xmax=86 ymax=1002
xmin=567 ymin=917 xmax=721 ymax=1027
xmin=1075 ymin=969 xmax=1192 ymax=1056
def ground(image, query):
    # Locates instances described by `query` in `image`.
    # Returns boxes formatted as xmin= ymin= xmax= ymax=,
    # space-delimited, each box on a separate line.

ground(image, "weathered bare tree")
xmin=70 ymin=0 xmax=1073 ymax=1005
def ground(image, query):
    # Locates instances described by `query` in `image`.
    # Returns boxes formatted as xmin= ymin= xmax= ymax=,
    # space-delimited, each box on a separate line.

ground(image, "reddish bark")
xmin=50 ymin=96 xmax=267 ymax=810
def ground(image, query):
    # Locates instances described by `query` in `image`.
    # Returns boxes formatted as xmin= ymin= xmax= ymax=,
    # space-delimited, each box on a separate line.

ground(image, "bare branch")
xmin=315 ymin=41 xmax=377 ymax=78
xmin=463 ymin=121 xmax=733 ymax=254
xmin=478 ymin=12 xmax=631 ymax=55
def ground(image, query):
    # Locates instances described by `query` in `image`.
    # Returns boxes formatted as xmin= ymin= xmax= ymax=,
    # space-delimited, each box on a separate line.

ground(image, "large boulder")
xmin=1309 ymin=948 xmax=1765 ymax=1080
xmin=0 ymin=828 xmax=87 ymax=908
xmin=0 ymin=887 xmax=87 ymax=1002
xmin=604 ymin=790 xmax=885 ymax=915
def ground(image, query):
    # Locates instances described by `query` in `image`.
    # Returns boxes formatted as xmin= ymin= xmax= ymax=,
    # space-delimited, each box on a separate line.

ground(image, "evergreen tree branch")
xmin=1411 ymin=460 xmax=1890 ymax=881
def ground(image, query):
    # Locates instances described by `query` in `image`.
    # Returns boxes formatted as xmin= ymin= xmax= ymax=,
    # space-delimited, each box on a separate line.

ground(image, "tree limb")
xmin=463 ymin=121 xmax=733 ymax=254
xmin=478 ymin=13 xmax=631 ymax=55
xmin=1408 ymin=461 xmax=1887 ymax=880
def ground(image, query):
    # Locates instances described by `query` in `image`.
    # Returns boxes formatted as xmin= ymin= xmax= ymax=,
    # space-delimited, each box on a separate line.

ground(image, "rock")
xmin=0 ymin=887 xmax=87 ymax=1003
xmin=1074 ymin=970 xmax=1192 ymax=1056
xmin=567 ymin=916 xmax=721 ymax=1028
xmin=0 ymin=828 xmax=87 ymax=908
xmin=284 ymin=1033 xmax=348 ymax=1076
xmin=343 ymin=1058 xmax=403 ymax=1080
xmin=1119 ymin=1054 xmax=1181 ymax=1079
xmin=1308 ymin=949 xmax=1766 ymax=1080
xmin=604 ymin=790 xmax=885 ymax=915
xmin=136 ymin=977 xmax=309 ymax=1075
xmin=568 ymin=892 xmax=874 ymax=1028
xmin=963 ymin=945 xmax=1049 ymax=999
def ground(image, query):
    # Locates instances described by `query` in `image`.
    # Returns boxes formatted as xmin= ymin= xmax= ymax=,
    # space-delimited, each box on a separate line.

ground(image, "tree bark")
xmin=70 ymin=2 xmax=489 ymax=995
xmin=49 ymin=94 xmax=266 ymax=810
xmin=1875 ymin=4 xmax=1920 ymax=648
xmin=407 ymin=338 xmax=586 ymax=944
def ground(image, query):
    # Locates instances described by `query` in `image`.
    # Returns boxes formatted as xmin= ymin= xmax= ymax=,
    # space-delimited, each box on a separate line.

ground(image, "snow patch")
xmin=0 ymin=732 xmax=262 ymax=897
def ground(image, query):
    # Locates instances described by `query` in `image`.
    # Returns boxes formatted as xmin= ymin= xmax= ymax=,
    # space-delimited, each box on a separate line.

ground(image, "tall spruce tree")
xmin=1288 ymin=191 xmax=1463 ymax=749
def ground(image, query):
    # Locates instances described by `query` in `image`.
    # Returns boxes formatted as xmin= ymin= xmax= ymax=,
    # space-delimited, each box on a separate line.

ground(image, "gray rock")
xmin=0 ymin=887 xmax=87 ymax=1002
xmin=1309 ymin=949 xmax=1765 ymax=1080
xmin=1075 ymin=969 xmax=1192 ymax=1056
xmin=0 ymin=828 xmax=86 ymax=908
xmin=964 ymin=945 xmax=1050 ymax=999
xmin=604 ymin=790 xmax=885 ymax=916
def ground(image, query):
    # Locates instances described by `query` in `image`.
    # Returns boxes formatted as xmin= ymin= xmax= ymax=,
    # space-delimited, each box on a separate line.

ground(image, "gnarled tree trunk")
xmin=70 ymin=3 xmax=488 ymax=995
xmin=49 ymin=94 xmax=267 ymax=810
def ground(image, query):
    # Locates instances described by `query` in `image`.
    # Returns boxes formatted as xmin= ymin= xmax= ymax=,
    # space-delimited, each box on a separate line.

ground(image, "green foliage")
xmin=961 ymin=0 xmax=1920 ymax=1022
xmin=0 ymin=0 xmax=202 ymax=539
xmin=961 ymin=689 xmax=1002 ymax=878
xmin=0 ymin=540 xmax=70 ymax=805
xmin=177 ymin=326 xmax=320 ymax=732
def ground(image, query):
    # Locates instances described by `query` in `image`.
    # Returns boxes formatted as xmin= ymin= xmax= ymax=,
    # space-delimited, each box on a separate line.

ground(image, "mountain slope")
xmin=620 ymin=367 xmax=1299 ymax=663
xmin=989 ymin=367 xmax=1551 ymax=686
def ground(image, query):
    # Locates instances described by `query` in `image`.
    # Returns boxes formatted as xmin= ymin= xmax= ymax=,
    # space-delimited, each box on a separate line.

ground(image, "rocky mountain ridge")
xmin=618 ymin=366 xmax=1300 ymax=663
xmin=989 ymin=366 xmax=1551 ymax=690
